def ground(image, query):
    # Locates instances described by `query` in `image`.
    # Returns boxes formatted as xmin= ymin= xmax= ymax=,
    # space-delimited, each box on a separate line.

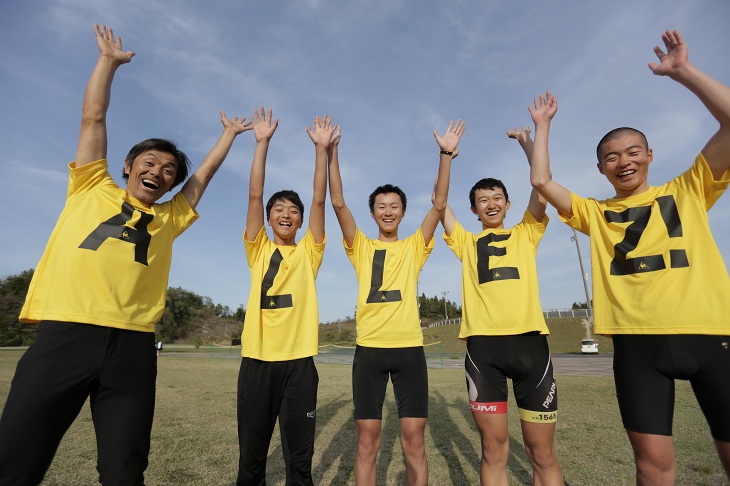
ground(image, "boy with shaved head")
xmin=529 ymin=30 xmax=730 ymax=484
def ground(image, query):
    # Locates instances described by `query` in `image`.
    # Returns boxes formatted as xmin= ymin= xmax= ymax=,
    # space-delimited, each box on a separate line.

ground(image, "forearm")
xmin=249 ymin=140 xmax=270 ymax=200
xmin=530 ymin=122 xmax=553 ymax=188
xmin=309 ymin=145 xmax=328 ymax=242
xmin=520 ymin=137 xmax=535 ymax=164
xmin=328 ymin=147 xmax=346 ymax=209
xmin=672 ymin=62 xmax=730 ymax=127
xmin=531 ymin=121 xmax=572 ymax=215
xmin=431 ymin=154 xmax=452 ymax=212
xmin=75 ymin=56 xmax=122 ymax=165
xmin=198 ymin=128 xmax=239 ymax=182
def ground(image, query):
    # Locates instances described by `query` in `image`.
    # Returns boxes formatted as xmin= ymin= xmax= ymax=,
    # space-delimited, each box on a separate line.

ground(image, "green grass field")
xmin=0 ymin=350 xmax=726 ymax=485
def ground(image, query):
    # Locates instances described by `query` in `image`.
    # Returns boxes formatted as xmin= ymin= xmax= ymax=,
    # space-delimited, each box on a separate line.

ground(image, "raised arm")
xmin=327 ymin=128 xmax=357 ymax=247
xmin=75 ymin=24 xmax=135 ymax=168
xmin=431 ymin=151 xmax=459 ymax=237
xmin=181 ymin=112 xmax=252 ymax=210
xmin=421 ymin=120 xmax=465 ymax=243
xmin=245 ymin=107 xmax=279 ymax=241
xmin=648 ymin=30 xmax=730 ymax=178
xmin=507 ymin=125 xmax=547 ymax=221
xmin=528 ymin=91 xmax=573 ymax=216
xmin=306 ymin=115 xmax=336 ymax=244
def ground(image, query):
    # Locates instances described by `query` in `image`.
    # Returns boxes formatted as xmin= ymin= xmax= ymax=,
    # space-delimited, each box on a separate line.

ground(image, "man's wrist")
xmin=440 ymin=150 xmax=453 ymax=156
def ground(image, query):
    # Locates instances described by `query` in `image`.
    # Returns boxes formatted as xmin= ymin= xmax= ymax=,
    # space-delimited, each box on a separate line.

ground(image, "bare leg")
xmin=520 ymin=420 xmax=564 ymax=486
xmin=472 ymin=412 xmax=509 ymax=486
xmin=626 ymin=430 xmax=676 ymax=486
xmin=355 ymin=419 xmax=381 ymax=486
xmin=399 ymin=417 xmax=428 ymax=486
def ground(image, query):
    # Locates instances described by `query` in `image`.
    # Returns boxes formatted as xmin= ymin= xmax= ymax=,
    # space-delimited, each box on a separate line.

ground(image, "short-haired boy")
xmin=328 ymin=119 xmax=464 ymax=486
xmin=237 ymin=108 xmax=335 ymax=485
xmin=529 ymin=30 xmax=730 ymax=484
xmin=439 ymin=126 xmax=563 ymax=485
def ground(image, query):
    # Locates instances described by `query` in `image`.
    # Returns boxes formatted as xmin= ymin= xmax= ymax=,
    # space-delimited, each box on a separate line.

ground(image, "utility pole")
xmin=571 ymin=228 xmax=594 ymax=338
xmin=440 ymin=290 xmax=449 ymax=320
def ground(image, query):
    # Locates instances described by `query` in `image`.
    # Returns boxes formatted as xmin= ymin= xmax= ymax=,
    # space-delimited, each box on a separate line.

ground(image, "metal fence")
xmin=426 ymin=308 xmax=592 ymax=328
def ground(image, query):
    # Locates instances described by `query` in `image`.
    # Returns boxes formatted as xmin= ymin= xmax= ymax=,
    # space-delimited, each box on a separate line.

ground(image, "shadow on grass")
xmin=313 ymin=394 xmax=357 ymax=484
xmin=429 ymin=390 xmax=479 ymax=484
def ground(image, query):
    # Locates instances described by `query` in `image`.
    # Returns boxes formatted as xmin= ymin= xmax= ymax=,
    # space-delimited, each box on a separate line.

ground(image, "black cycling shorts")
xmin=352 ymin=345 xmax=428 ymax=420
xmin=465 ymin=333 xmax=557 ymax=423
xmin=613 ymin=334 xmax=730 ymax=440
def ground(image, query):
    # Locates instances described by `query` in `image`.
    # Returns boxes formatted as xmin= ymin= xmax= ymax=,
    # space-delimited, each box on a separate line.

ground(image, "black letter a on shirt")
xmin=79 ymin=202 xmax=153 ymax=265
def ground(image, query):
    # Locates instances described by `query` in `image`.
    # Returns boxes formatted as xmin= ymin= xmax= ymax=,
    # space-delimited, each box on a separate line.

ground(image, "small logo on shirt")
xmin=269 ymin=299 xmax=276 ymax=307
xmin=639 ymin=261 xmax=649 ymax=270
xmin=306 ymin=410 xmax=316 ymax=419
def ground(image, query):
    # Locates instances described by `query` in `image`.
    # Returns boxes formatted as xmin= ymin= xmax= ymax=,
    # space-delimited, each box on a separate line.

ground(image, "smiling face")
xmin=471 ymin=187 xmax=510 ymax=230
xmin=267 ymin=198 xmax=303 ymax=245
xmin=597 ymin=133 xmax=653 ymax=198
xmin=371 ymin=192 xmax=405 ymax=240
xmin=124 ymin=150 xmax=179 ymax=205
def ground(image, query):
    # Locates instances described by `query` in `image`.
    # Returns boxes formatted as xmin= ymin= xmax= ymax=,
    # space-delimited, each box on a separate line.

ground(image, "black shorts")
xmin=352 ymin=345 xmax=428 ymax=420
xmin=466 ymin=333 xmax=557 ymax=423
xmin=613 ymin=334 xmax=730 ymax=440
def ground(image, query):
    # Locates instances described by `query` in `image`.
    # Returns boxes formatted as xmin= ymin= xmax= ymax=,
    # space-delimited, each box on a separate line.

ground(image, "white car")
xmin=581 ymin=339 xmax=599 ymax=354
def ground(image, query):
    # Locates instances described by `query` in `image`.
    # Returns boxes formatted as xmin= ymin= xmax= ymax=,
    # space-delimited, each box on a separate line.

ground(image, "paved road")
xmin=315 ymin=353 xmax=615 ymax=377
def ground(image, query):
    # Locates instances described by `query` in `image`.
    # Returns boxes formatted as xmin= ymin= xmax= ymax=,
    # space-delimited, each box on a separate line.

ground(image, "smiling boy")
xmin=529 ymin=30 xmax=730 ymax=484
xmin=439 ymin=126 xmax=563 ymax=485
xmin=328 ymin=119 xmax=464 ymax=486
xmin=0 ymin=24 xmax=251 ymax=485
xmin=237 ymin=108 xmax=335 ymax=486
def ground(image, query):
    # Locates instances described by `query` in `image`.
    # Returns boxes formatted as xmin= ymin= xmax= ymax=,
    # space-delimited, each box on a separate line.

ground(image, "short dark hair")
xmin=469 ymin=178 xmax=509 ymax=208
xmin=596 ymin=127 xmax=649 ymax=162
xmin=122 ymin=138 xmax=192 ymax=188
xmin=266 ymin=190 xmax=305 ymax=220
xmin=368 ymin=184 xmax=407 ymax=212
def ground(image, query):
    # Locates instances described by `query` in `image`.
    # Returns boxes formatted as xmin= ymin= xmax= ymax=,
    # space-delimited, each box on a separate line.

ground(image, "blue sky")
xmin=2 ymin=0 xmax=730 ymax=323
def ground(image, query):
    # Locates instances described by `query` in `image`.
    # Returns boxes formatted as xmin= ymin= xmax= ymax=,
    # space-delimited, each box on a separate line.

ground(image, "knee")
xmin=480 ymin=435 xmax=509 ymax=465
xmin=400 ymin=431 xmax=425 ymax=456
xmin=357 ymin=431 xmax=381 ymax=458
xmin=635 ymin=456 xmax=676 ymax=484
xmin=524 ymin=442 xmax=558 ymax=471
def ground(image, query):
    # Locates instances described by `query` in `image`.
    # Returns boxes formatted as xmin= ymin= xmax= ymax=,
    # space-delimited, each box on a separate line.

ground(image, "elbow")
xmin=531 ymin=174 xmax=551 ymax=191
xmin=432 ymin=197 xmax=447 ymax=213
xmin=330 ymin=195 xmax=346 ymax=211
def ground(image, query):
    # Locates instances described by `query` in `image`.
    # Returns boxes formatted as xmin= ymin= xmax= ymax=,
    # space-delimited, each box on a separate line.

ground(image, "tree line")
xmin=0 ymin=270 xmax=245 ymax=347
xmin=1 ymin=270 xmax=461 ymax=347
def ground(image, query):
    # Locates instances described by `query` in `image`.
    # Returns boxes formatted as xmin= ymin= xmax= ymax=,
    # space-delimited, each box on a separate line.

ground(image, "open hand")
xmin=528 ymin=91 xmax=557 ymax=126
xmin=648 ymin=30 xmax=689 ymax=77
xmin=220 ymin=111 xmax=253 ymax=135
xmin=94 ymin=24 xmax=134 ymax=65
xmin=251 ymin=107 xmax=279 ymax=142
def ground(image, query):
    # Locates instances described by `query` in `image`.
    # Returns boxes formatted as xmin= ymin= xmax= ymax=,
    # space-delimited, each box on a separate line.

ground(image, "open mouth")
xmin=486 ymin=211 xmax=499 ymax=217
xmin=142 ymin=178 xmax=160 ymax=190
xmin=279 ymin=221 xmax=292 ymax=227
xmin=617 ymin=169 xmax=635 ymax=179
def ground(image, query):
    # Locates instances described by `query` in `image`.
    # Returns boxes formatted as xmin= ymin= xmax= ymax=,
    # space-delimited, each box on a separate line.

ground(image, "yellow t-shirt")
xmin=444 ymin=211 xmax=550 ymax=339
xmin=242 ymin=227 xmax=325 ymax=361
xmin=20 ymin=159 xmax=198 ymax=332
xmin=561 ymin=153 xmax=730 ymax=335
xmin=345 ymin=228 xmax=434 ymax=348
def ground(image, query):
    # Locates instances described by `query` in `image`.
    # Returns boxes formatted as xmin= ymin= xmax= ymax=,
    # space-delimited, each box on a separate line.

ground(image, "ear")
xmin=647 ymin=148 xmax=653 ymax=164
xmin=597 ymin=162 xmax=605 ymax=175
xmin=470 ymin=206 xmax=478 ymax=215
xmin=505 ymin=200 xmax=511 ymax=211
xmin=124 ymin=161 xmax=132 ymax=175
xmin=370 ymin=211 xmax=375 ymax=220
